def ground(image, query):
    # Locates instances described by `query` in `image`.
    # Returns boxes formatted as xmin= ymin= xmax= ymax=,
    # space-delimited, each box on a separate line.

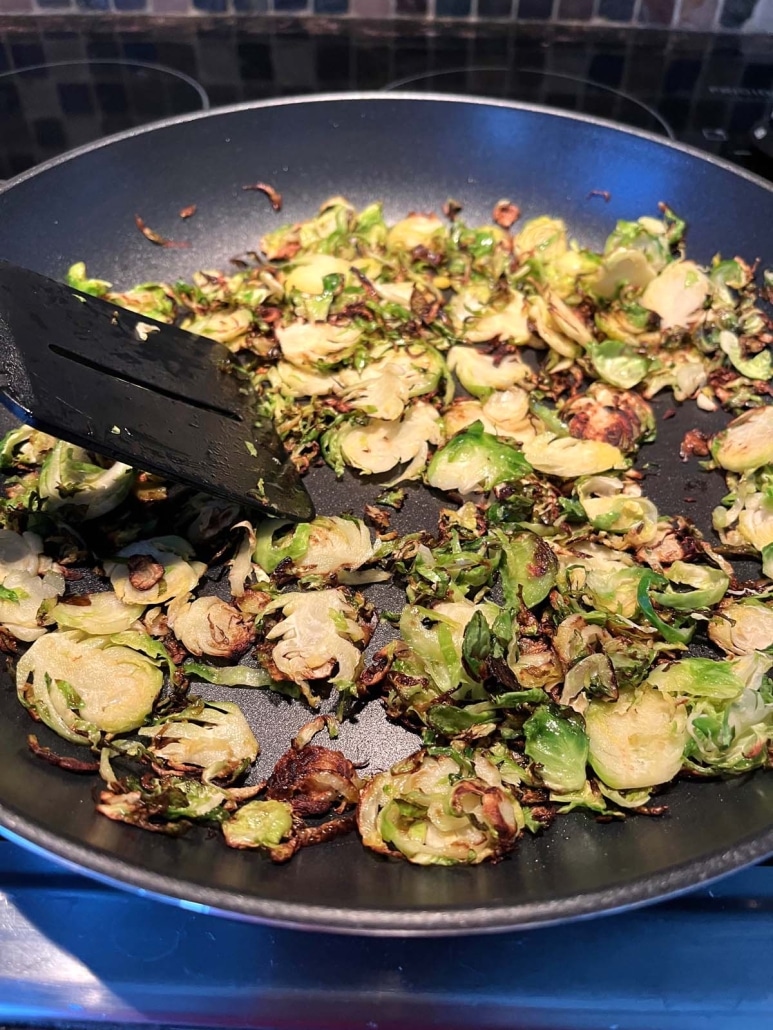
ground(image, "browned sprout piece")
xmin=96 ymin=774 xmax=258 ymax=834
xmin=357 ymin=750 xmax=524 ymax=865
xmin=492 ymin=199 xmax=521 ymax=229
xmin=134 ymin=214 xmax=189 ymax=249
xmin=242 ymin=181 xmax=283 ymax=212
xmin=127 ymin=554 xmax=165 ymax=592
xmin=167 ymin=593 xmax=255 ymax=659
xmin=265 ymin=744 xmax=363 ymax=816
xmin=561 ymin=383 xmax=656 ymax=453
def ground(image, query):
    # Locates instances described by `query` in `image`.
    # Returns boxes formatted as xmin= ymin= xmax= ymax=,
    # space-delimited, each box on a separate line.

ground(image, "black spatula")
xmin=0 ymin=261 xmax=315 ymax=522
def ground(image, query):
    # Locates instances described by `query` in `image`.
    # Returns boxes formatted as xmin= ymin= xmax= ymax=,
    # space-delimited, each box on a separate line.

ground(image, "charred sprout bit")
xmin=2 ymin=194 xmax=772 ymax=867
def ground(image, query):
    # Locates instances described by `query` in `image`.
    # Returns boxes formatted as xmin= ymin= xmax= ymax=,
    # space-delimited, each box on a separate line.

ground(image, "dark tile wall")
xmin=0 ymin=0 xmax=770 ymax=30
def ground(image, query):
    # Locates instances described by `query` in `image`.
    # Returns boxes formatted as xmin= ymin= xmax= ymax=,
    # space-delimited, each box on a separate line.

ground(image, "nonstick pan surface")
xmin=0 ymin=94 xmax=772 ymax=935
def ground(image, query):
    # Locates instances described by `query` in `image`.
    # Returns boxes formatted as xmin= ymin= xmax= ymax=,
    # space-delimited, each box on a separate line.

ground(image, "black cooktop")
xmin=0 ymin=16 xmax=772 ymax=1029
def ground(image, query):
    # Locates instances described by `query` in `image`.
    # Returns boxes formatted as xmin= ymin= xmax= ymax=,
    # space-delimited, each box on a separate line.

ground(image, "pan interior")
xmin=1 ymin=95 xmax=773 ymax=933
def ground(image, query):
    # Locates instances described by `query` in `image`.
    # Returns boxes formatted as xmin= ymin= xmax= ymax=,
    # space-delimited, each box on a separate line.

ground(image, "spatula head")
xmin=0 ymin=260 xmax=315 ymax=522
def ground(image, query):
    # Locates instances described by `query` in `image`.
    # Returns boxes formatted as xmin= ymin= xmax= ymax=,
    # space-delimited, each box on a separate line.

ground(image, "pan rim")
xmin=2 ymin=90 xmax=773 ymax=200
xmin=2 ymin=807 xmax=773 ymax=935
xmin=2 ymin=91 xmax=773 ymax=934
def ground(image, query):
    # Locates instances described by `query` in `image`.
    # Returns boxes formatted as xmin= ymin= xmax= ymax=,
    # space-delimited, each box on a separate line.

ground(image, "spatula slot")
xmin=48 ymin=343 xmax=244 ymax=423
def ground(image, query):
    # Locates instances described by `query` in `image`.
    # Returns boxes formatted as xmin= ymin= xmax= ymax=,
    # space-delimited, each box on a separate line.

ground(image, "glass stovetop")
xmin=0 ymin=16 xmax=772 ymax=1028
xmin=1 ymin=841 xmax=773 ymax=1029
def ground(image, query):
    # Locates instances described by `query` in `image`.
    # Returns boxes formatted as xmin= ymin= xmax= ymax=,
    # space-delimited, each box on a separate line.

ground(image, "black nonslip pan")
xmin=0 ymin=93 xmax=772 ymax=935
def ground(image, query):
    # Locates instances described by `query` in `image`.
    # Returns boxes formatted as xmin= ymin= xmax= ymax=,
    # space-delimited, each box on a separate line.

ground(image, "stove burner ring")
xmin=0 ymin=59 xmax=211 ymax=112
xmin=382 ymin=65 xmax=674 ymax=140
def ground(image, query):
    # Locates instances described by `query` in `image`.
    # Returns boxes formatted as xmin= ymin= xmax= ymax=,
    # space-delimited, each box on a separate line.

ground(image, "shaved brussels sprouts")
xmin=17 ymin=629 xmax=163 ymax=740
xmin=0 ymin=568 xmax=64 ymax=642
xmin=285 ymin=254 xmax=352 ymax=295
xmin=709 ymin=600 xmax=773 ymax=655
xmin=651 ymin=562 xmax=729 ymax=611
xmin=586 ymin=687 xmax=688 ymax=789
xmin=399 ymin=599 xmax=500 ymax=695
xmin=0 ymin=426 xmax=57 ymax=470
xmin=167 ymin=594 xmax=255 ymax=659
xmin=641 ymin=346 xmax=708 ymax=402
xmin=648 ymin=657 xmax=744 ymax=701
xmin=108 ymin=282 xmax=174 ymax=322
xmin=258 ymin=515 xmax=387 ymax=585
xmin=222 ymin=800 xmax=294 ymax=851
xmin=275 ymin=321 xmax=362 ymax=369
xmin=498 ymin=530 xmax=558 ymax=609
xmin=640 ymin=261 xmax=709 ymax=329
xmin=334 ymin=402 xmax=442 ymax=482
xmin=507 ymin=638 xmax=563 ymax=692
xmin=0 ymin=530 xmax=64 ymax=641
xmin=447 ymin=346 xmax=531 ymax=399
xmin=184 ymin=307 xmax=253 ymax=345
xmin=386 ymin=213 xmax=446 ymax=252
xmin=357 ymin=750 xmax=523 ymax=865
xmin=713 ymin=469 xmax=773 ymax=567
xmin=339 ymin=363 xmax=410 ymax=421
xmin=39 ymin=441 xmax=134 ymax=520
xmin=544 ymin=293 xmax=594 ymax=348
xmin=106 ymin=536 xmax=206 ymax=606
xmin=523 ymin=433 xmax=626 ymax=477
xmin=515 ymin=216 xmax=567 ymax=261
xmin=66 ymin=261 xmax=112 ymax=296
xmin=140 ymin=700 xmax=259 ymax=782
xmin=96 ymin=775 xmax=238 ymax=830
xmin=561 ymin=545 xmax=645 ymax=619
xmin=0 ymin=530 xmax=47 ymax=578
xmin=443 ymin=391 xmax=537 ymax=444
xmin=336 ymin=343 xmax=447 ymax=422
xmin=577 ymin=476 xmax=658 ymax=539
xmin=269 ymin=361 xmax=338 ymax=398
xmin=452 ymin=293 xmax=531 ymax=346
xmin=561 ymin=384 xmax=655 ymax=453
xmin=719 ymin=329 xmax=773 ymax=381
xmin=480 ymin=388 xmax=535 ymax=436
xmin=12 ymin=193 xmax=773 ymax=864
xmin=683 ymin=681 xmax=773 ymax=775
xmin=254 ymin=518 xmax=312 ymax=574
xmin=601 ymin=216 xmax=670 ymax=279
xmin=593 ymin=249 xmax=657 ymax=300
xmin=426 ymin=421 xmax=531 ymax=494
xmin=528 ymin=295 xmax=581 ymax=359
xmin=588 ymin=340 xmax=652 ymax=389
xmin=523 ymin=704 xmax=589 ymax=794
xmin=50 ymin=592 xmax=145 ymax=635
xmin=712 ymin=407 xmax=773 ymax=473
xmin=262 ymin=589 xmax=368 ymax=696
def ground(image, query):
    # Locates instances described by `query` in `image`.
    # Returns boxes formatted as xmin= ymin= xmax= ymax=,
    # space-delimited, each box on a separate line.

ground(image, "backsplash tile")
xmin=314 ymin=0 xmax=348 ymax=13
xmin=0 ymin=0 xmax=770 ymax=32
xmin=436 ymin=0 xmax=471 ymax=16
xmin=353 ymin=0 xmax=393 ymax=15
xmin=679 ymin=0 xmax=719 ymax=28
xmin=557 ymin=0 xmax=593 ymax=19
xmin=478 ymin=0 xmax=512 ymax=16
xmin=516 ymin=0 xmax=554 ymax=19
xmin=597 ymin=0 xmax=635 ymax=22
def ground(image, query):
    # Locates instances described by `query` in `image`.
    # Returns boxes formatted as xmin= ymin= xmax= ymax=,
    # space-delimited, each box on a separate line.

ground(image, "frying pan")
xmin=0 ymin=93 xmax=772 ymax=936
